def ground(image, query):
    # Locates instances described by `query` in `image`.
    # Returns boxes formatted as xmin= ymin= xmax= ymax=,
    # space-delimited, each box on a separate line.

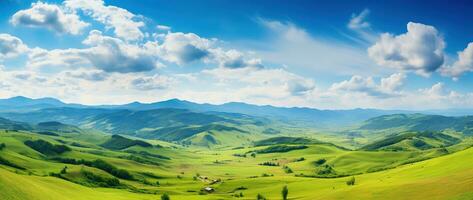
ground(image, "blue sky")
xmin=0 ymin=0 xmax=472 ymax=109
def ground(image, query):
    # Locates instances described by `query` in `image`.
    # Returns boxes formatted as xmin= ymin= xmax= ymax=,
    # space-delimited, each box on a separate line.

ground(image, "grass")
xmin=0 ymin=129 xmax=472 ymax=199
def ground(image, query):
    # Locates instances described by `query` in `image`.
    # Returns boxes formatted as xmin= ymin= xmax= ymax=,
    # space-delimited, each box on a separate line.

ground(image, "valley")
xmin=0 ymin=97 xmax=472 ymax=200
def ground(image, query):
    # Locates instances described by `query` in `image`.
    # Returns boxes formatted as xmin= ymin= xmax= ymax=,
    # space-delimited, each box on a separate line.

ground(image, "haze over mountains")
xmin=1 ymin=96 xmax=472 ymax=126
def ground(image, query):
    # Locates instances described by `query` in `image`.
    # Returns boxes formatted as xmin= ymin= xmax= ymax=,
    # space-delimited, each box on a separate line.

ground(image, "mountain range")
xmin=2 ymin=96 xmax=472 ymax=127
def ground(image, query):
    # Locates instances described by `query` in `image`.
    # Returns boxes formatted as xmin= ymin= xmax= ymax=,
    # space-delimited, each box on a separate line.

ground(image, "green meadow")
xmin=1 ymin=127 xmax=472 ymax=200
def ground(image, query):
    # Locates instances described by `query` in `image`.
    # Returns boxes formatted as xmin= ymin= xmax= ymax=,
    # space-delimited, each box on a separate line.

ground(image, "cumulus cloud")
xmin=440 ymin=42 xmax=473 ymax=79
xmin=0 ymin=34 xmax=28 ymax=59
xmin=64 ymin=0 xmax=144 ymax=40
xmin=82 ymin=30 xmax=158 ymax=73
xmin=11 ymin=1 xmax=89 ymax=35
xmin=28 ymin=30 xmax=160 ymax=73
xmin=212 ymin=49 xmax=263 ymax=69
xmin=155 ymin=32 xmax=212 ymax=64
xmin=330 ymin=73 xmax=406 ymax=98
xmin=368 ymin=22 xmax=445 ymax=75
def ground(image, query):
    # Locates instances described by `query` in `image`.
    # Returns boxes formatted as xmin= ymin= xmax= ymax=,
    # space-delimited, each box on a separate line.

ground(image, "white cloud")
xmin=203 ymin=67 xmax=315 ymax=97
xmin=348 ymin=9 xmax=370 ymax=30
xmin=330 ymin=73 xmax=406 ymax=98
xmin=11 ymin=1 xmax=89 ymax=35
xmin=28 ymin=30 xmax=160 ymax=73
xmin=347 ymin=8 xmax=378 ymax=43
xmin=440 ymin=42 xmax=473 ymax=79
xmin=131 ymin=74 xmax=174 ymax=90
xmin=368 ymin=22 xmax=445 ymax=76
xmin=0 ymin=34 xmax=28 ymax=59
xmin=155 ymin=32 xmax=212 ymax=64
xmin=156 ymin=25 xmax=171 ymax=32
xmin=64 ymin=69 xmax=108 ymax=81
xmin=212 ymin=49 xmax=263 ymax=69
xmin=64 ymin=0 xmax=144 ymax=40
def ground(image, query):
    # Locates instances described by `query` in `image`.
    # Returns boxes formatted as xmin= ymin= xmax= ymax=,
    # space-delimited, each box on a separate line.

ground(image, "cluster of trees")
xmin=232 ymin=153 xmax=246 ymax=157
xmin=316 ymin=164 xmax=336 ymax=175
xmin=0 ymin=143 xmax=5 ymax=150
xmin=124 ymin=150 xmax=170 ymax=160
xmin=283 ymin=166 xmax=293 ymax=173
xmin=0 ymin=155 xmax=25 ymax=170
xmin=24 ymin=139 xmax=71 ymax=155
xmin=81 ymin=170 xmax=121 ymax=187
xmin=259 ymin=161 xmax=279 ymax=166
xmin=51 ymin=157 xmax=133 ymax=180
xmin=252 ymin=145 xmax=308 ymax=154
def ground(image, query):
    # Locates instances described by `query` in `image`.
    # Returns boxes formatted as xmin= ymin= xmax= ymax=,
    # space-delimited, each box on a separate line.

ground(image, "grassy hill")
xmin=100 ymin=135 xmax=153 ymax=150
xmin=361 ymin=131 xmax=462 ymax=151
xmin=0 ymin=127 xmax=472 ymax=199
xmin=359 ymin=114 xmax=473 ymax=134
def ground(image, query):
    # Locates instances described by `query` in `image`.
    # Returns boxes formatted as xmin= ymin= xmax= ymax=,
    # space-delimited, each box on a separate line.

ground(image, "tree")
xmin=282 ymin=185 xmax=288 ymax=200
xmin=256 ymin=193 xmax=266 ymax=200
xmin=161 ymin=193 xmax=170 ymax=200
xmin=60 ymin=166 xmax=68 ymax=174
xmin=346 ymin=176 xmax=355 ymax=186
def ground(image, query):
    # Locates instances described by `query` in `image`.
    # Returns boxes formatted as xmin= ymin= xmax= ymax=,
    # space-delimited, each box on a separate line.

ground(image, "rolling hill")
xmin=361 ymin=131 xmax=462 ymax=151
xmin=359 ymin=114 xmax=473 ymax=134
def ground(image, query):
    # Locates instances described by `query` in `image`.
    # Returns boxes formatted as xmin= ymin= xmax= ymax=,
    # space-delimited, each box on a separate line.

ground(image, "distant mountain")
xmin=0 ymin=117 xmax=32 ymax=131
xmin=0 ymin=107 xmax=264 ymax=144
xmin=107 ymin=100 xmax=406 ymax=126
xmin=35 ymin=121 xmax=83 ymax=134
xmin=1 ymin=96 xmax=473 ymax=127
xmin=359 ymin=114 xmax=473 ymax=134
xmin=0 ymin=96 xmax=83 ymax=112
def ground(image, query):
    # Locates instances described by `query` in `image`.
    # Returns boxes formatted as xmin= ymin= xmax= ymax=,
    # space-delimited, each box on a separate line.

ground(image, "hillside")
xmin=0 ymin=128 xmax=472 ymax=200
xmin=361 ymin=131 xmax=462 ymax=151
xmin=359 ymin=114 xmax=473 ymax=134
xmin=253 ymin=136 xmax=317 ymax=146
xmin=100 ymin=135 xmax=153 ymax=150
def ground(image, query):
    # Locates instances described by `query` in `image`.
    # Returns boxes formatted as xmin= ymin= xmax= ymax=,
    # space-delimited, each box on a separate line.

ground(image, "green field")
xmin=0 ymin=128 xmax=472 ymax=200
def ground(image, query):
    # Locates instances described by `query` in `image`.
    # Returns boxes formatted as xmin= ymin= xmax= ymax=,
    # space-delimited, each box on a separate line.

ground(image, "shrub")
xmin=294 ymin=157 xmax=305 ymax=162
xmin=60 ymin=166 xmax=68 ymax=174
xmin=283 ymin=166 xmax=293 ymax=173
xmin=24 ymin=140 xmax=71 ymax=155
xmin=346 ymin=176 xmax=356 ymax=186
xmin=282 ymin=185 xmax=288 ymax=200
xmin=256 ymin=193 xmax=266 ymax=200
xmin=0 ymin=143 xmax=6 ymax=150
xmin=161 ymin=193 xmax=170 ymax=200
xmin=314 ymin=158 xmax=326 ymax=166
